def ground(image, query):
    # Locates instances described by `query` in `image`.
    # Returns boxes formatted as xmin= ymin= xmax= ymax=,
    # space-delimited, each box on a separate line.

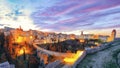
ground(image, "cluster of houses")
xmin=0 ymin=26 xmax=116 ymax=68
xmin=79 ymin=30 xmax=116 ymax=42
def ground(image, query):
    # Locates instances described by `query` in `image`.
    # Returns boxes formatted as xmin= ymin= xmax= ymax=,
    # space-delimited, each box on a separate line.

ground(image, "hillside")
xmin=77 ymin=38 xmax=120 ymax=68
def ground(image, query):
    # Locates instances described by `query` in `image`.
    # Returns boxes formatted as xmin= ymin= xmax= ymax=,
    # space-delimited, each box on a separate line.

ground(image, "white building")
xmin=0 ymin=61 xmax=15 ymax=68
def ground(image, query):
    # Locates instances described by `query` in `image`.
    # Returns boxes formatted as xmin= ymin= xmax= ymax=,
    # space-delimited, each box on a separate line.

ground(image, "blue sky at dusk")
xmin=0 ymin=0 xmax=120 ymax=37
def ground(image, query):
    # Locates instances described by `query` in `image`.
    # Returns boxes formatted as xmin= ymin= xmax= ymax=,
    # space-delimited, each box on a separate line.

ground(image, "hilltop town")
xmin=0 ymin=26 xmax=117 ymax=68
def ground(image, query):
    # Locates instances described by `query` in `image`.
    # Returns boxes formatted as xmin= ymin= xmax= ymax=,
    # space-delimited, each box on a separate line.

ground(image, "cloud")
xmin=0 ymin=0 xmax=38 ymax=30
xmin=31 ymin=0 xmax=120 ymax=33
xmin=0 ymin=0 xmax=120 ymax=37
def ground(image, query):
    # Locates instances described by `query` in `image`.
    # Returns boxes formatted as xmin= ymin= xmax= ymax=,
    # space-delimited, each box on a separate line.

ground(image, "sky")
xmin=0 ymin=0 xmax=120 ymax=37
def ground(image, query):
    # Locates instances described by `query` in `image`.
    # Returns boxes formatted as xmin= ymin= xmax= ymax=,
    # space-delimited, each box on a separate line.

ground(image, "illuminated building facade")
xmin=80 ymin=29 xmax=116 ymax=42
xmin=4 ymin=27 xmax=35 ymax=60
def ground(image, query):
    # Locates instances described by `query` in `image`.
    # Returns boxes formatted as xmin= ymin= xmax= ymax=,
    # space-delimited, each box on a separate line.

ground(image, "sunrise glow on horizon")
xmin=0 ymin=0 xmax=120 ymax=37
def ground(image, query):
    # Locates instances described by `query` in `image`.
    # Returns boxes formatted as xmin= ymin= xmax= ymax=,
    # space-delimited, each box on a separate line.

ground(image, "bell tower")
xmin=81 ymin=31 xmax=83 ymax=36
xmin=111 ymin=29 xmax=116 ymax=41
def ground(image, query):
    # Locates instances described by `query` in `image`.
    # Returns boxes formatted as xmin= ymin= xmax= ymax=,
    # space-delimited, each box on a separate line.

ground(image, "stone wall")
xmin=36 ymin=41 xmax=114 ymax=68
xmin=86 ymin=42 xmax=113 ymax=54
xmin=72 ymin=51 xmax=87 ymax=68
xmin=72 ymin=42 xmax=113 ymax=68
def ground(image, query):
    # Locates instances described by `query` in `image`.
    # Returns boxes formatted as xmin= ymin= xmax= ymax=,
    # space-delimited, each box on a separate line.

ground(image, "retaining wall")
xmin=72 ymin=42 xmax=113 ymax=68
xmin=72 ymin=51 xmax=87 ymax=68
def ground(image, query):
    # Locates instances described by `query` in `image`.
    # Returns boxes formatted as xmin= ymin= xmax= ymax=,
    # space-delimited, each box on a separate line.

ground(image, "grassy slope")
xmin=77 ymin=39 xmax=120 ymax=68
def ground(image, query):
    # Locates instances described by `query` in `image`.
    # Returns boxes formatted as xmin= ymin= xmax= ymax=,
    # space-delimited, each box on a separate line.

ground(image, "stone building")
xmin=79 ymin=29 xmax=116 ymax=42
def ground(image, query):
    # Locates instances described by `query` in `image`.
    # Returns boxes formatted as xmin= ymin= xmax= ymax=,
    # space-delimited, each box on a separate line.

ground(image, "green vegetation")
xmin=112 ymin=49 xmax=120 ymax=59
xmin=77 ymin=39 xmax=120 ymax=68
xmin=76 ymin=54 xmax=96 ymax=68
xmin=103 ymin=61 xmax=118 ymax=68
